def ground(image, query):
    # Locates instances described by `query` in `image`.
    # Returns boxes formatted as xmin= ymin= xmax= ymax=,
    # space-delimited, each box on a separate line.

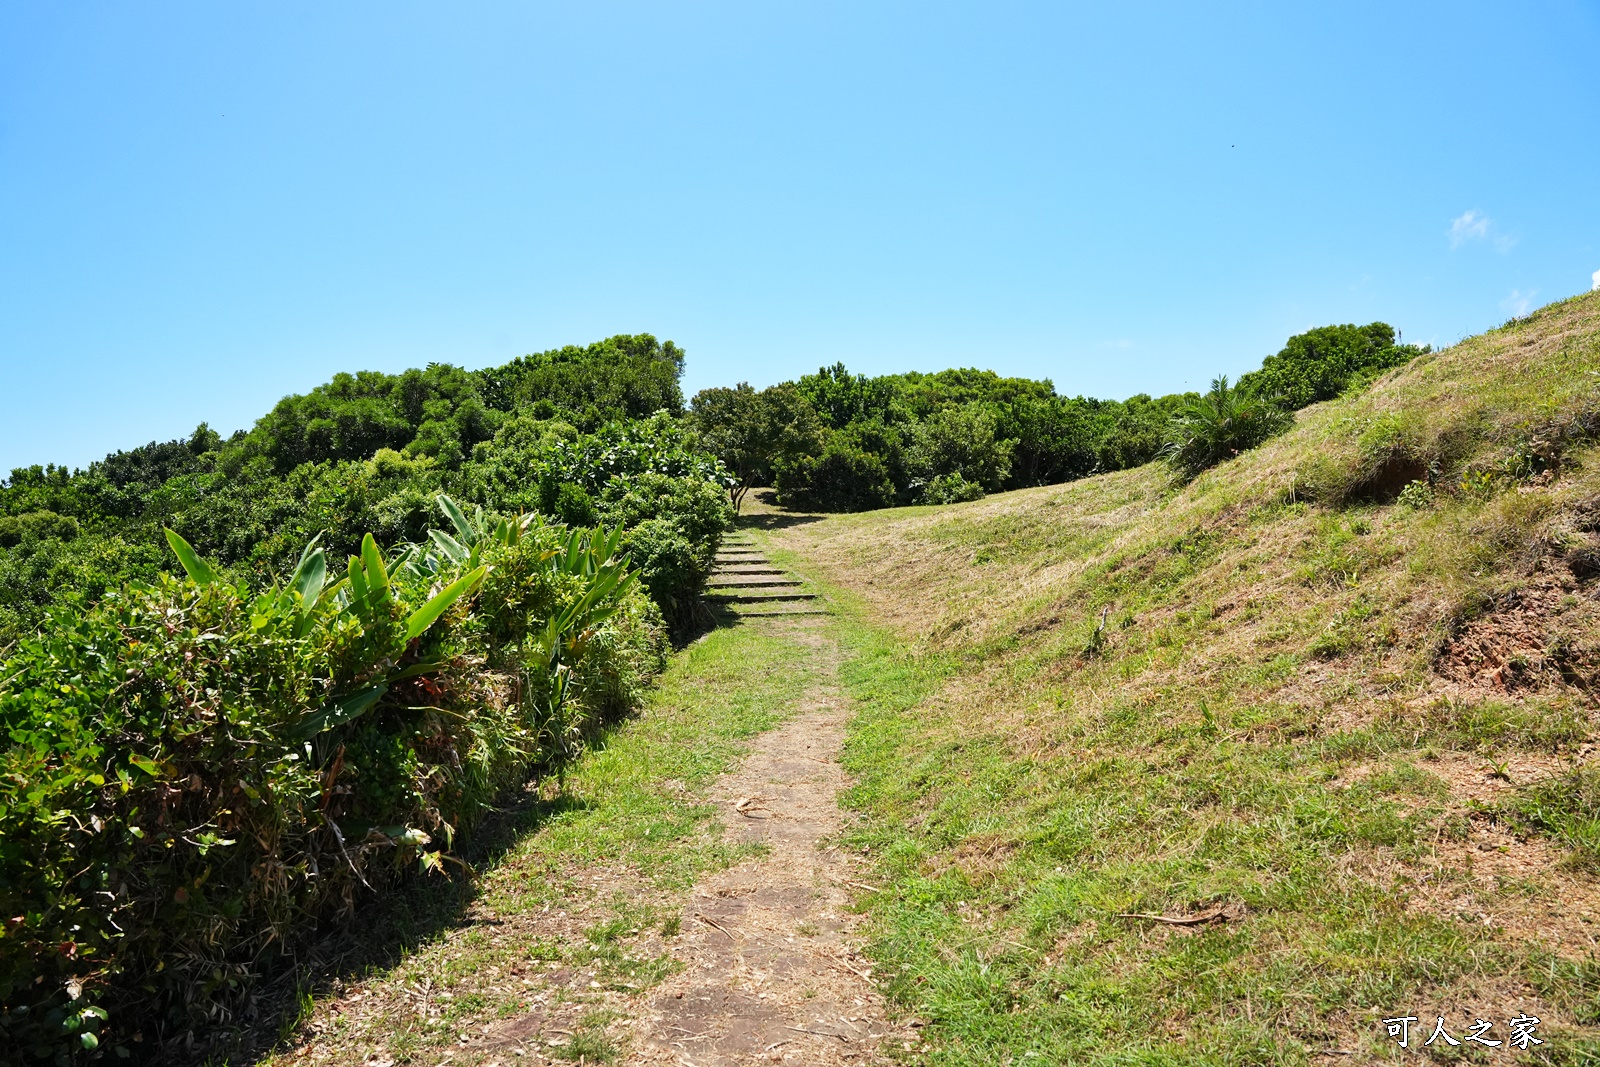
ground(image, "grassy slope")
xmin=767 ymin=290 xmax=1600 ymax=1065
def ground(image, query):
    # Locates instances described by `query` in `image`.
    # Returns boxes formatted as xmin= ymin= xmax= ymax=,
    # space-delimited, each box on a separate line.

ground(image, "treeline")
xmin=690 ymin=321 xmax=1425 ymax=511
xmin=0 ymin=335 xmax=727 ymax=646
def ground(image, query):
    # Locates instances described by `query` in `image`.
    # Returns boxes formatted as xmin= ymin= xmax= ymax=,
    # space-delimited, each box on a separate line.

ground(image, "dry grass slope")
xmin=766 ymin=290 xmax=1600 ymax=1065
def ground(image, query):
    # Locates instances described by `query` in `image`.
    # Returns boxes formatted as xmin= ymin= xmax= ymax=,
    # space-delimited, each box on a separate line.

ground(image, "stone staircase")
xmin=705 ymin=534 xmax=827 ymax=618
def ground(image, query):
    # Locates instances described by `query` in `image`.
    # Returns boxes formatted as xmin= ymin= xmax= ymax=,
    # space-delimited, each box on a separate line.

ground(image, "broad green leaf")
xmin=128 ymin=753 xmax=162 ymax=777
xmin=164 ymin=529 xmax=217 ymax=586
xmin=386 ymin=543 xmax=415 ymax=579
xmin=292 ymin=684 xmax=387 ymax=741
xmin=289 ymin=539 xmax=327 ymax=614
xmin=428 ymin=529 xmax=468 ymax=565
xmin=405 ymin=566 xmax=487 ymax=642
xmin=360 ymin=534 xmax=390 ymax=605
xmin=388 ymin=659 xmax=447 ymax=681
xmin=346 ymin=555 xmax=368 ymax=606
xmin=437 ymin=494 xmax=475 ymax=544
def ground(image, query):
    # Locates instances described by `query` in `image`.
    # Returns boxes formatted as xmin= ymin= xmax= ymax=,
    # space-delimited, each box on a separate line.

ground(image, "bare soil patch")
xmin=627 ymin=632 xmax=911 ymax=1066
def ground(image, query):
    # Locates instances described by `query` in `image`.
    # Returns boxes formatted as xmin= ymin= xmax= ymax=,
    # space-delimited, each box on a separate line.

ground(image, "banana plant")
xmin=164 ymin=529 xmax=488 ymax=741
xmin=524 ymin=530 xmax=638 ymax=770
xmin=167 ymin=529 xmax=335 ymax=639
xmin=426 ymin=494 xmax=539 ymax=572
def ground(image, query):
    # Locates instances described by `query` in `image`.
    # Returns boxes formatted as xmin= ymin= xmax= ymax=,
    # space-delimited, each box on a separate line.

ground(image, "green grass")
xmin=765 ymin=291 xmax=1600 ymax=1065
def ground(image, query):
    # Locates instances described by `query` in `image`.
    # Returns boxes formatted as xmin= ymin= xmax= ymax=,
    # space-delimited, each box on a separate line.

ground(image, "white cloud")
xmin=1502 ymin=289 xmax=1537 ymax=317
xmin=1447 ymin=209 xmax=1517 ymax=253
xmin=1592 ymin=268 xmax=1599 ymax=292
xmin=1449 ymin=210 xmax=1490 ymax=248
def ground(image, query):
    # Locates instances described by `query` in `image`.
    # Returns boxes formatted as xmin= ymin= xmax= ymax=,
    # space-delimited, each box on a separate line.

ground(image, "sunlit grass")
xmin=769 ymin=290 xmax=1600 ymax=1064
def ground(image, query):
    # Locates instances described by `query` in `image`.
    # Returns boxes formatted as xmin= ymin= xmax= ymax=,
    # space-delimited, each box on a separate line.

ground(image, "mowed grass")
xmin=767 ymin=291 xmax=1600 ymax=1065
xmin=259 ymin=615 xmax=830 ymax=1066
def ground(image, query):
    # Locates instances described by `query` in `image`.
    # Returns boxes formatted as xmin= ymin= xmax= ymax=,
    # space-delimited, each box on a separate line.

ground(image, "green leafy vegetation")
xmin=0 ymin=501 xmax=669 ymax=1060
xmin=691 ymin=322 xmax=1426 ymax=512
xmin=1164 ymin=374 xmax=1295 ymax=480
xmin=0 ymin=334 xmax=735 ymax=1061
xmin=0 ymin=336 xmax=730 ymax=645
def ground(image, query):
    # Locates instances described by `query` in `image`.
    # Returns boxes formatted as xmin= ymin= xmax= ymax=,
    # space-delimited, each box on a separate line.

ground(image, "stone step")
xmin=707 ymin=578 xmax=804 ymax=589
xmin=722 ymin=607 xmax=830 ymax=617
xmin=705 ymin=590 xmax=819 ymax=603
xmin=711 ymin=565 xmax=785 ymax=575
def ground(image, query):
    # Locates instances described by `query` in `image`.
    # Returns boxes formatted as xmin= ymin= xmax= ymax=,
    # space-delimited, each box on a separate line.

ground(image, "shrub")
xmin=1165 ymin=376 xmax=1293 ymax=479
xmin=909 ymin=404 xmax=1013 ymax=492
xmin=0 ymin=505 xmax=664 ymax=1061
xmin=1238 ymin=322 xmax=1424 ymax=410
xmin=919 ymin=473 xmax=985 ymax=505
xmin=620 ymin=517 xmax=707 ymax=632
xmin=599 ymin=472 xmax=733 ymax=557
xmin=773 ymin=423 xmax=905 ymax=512
xmin=0 ymin=511 xmax=80 ymax=548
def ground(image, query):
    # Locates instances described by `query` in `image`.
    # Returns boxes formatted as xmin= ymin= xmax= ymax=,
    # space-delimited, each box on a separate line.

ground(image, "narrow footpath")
xmin=630 ymin=538 xmax=903 ymax=1065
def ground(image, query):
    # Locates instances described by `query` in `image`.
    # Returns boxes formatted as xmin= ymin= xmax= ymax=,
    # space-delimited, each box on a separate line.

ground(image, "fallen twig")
xmin=733 ymin=796 xmax=774 ymax=818
xmin=833 ymin=954 xmax=874 ymax=982
xmin=1115 ymin=908 xmax=1229 ymax=926
xmin=693 ymin=912 xmax=736 ymax=940
xmin=785 ymin=1025 xmax=848 ymax=1041
xmin=825 ymin=873 xmax=881 ymax=893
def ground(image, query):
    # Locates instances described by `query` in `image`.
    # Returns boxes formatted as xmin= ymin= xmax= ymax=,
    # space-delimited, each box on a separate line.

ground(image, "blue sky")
xmin=3 ymin=2 xmax=1598 ymax=472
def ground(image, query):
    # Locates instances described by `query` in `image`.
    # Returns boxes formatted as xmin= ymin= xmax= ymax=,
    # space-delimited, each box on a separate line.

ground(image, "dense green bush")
xmin=689 ymin=382 xmax=822 ymax=508
xmin=0 ymin=511 xmax=80 ymax=549
xmin=619 ymin=518 xmax=707 ymax=627
xmin=686 ymin=323 xmax=1423 ymax=516
xmin=0 ymin=505 xmax=663 ymax=1061
xmin=918 ymin=472 xmax=985 ymax=504
xmin=474 ymin=334 xmax=685 ymax=430
xmin=774 ymin=424 xmax=901 ymax=512
xmin=1238 ymin=322 xmax=1425 ymax=410
xmin=908 ymin=404 xmax=1014 ymax=497
xmin=0 ymin=339 xmax=726 ymax=648
xmin=456 ymin=414 xmax=734 ymax=631
xmin=1164 ymin=375 xmax=1294 ymax=478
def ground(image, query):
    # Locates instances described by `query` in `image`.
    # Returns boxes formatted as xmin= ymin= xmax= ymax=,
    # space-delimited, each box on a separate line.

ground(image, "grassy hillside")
xmin=765 ymin=290 xmax=1600 ymax=1063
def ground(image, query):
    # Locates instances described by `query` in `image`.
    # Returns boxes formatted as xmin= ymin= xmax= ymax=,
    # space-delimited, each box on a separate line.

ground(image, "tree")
xmin=689 ymin=383 xmax=822 ymax=510
xmin=796 ymin=363 xmax=901 ymax=429
xmin=909 ymin=404 xmax=1014 ymax=496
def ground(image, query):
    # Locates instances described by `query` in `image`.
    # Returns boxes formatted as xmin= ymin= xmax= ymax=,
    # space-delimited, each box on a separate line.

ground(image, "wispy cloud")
xmin=1593 ymin=268 xmax=1599 ymax=292
xmin=1501 ymin=289 xmax=1537 ymax=317
xmin=1449 ymin=210 xmax=1490 ymax=248
xmin=1448 ymin=209 xmax=1516 ymax=253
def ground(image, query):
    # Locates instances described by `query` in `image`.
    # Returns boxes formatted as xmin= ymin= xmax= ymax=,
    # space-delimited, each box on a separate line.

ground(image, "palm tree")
xmin=1165 ymin=375 xmax=1292 ymax=479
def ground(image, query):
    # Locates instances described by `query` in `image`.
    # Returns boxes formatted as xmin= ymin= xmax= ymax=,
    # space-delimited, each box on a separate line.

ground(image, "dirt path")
xmin=265 ymin=544 xmax=909 ymax=1066
xmin=628 ymin=622 xmax=907 ymax=1066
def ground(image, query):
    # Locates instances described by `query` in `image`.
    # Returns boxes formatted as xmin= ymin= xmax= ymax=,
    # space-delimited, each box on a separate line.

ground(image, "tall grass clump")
xmin=0 ymin=496 xmax=666 ymax=1061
